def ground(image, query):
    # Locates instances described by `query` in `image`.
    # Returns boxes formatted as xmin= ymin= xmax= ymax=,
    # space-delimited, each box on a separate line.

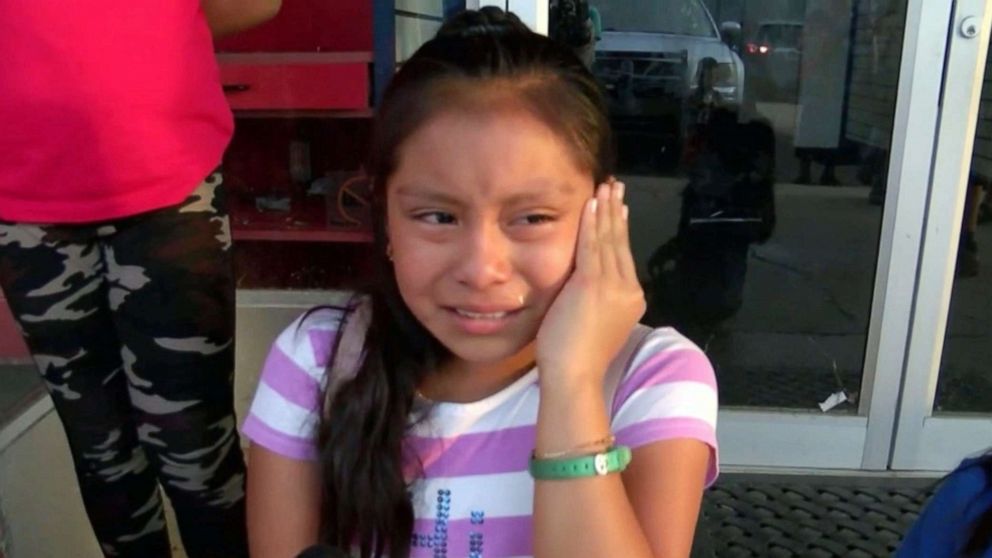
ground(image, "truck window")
xmin=596 ymin=0 xmax=716 ymax=38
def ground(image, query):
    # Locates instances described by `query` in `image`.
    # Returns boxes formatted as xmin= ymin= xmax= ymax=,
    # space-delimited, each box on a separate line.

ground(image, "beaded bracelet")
xmin=533 ymin=434 xmax=616 ymax=460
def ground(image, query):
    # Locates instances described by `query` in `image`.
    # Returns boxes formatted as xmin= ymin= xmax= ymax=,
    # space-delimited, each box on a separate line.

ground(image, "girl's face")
xmin=386 ymin=108 xmax=593 ymax=368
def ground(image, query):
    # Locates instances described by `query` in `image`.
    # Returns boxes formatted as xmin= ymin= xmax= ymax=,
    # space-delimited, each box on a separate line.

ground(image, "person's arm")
xmin=201 ymin=0 xmax=282 ymax=38
xmin=534 ymin=389 xmax=710 ymax=558
xmin=247 ymin=444 xmax=323 ymax=558
xmin=533 ymin=180 xmax=712 ymax=558
xmin=623 ymin=440 xmax=711 ymax=557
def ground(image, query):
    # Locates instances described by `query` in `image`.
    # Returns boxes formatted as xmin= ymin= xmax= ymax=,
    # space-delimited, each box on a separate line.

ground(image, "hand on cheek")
xmin=535 ymin=179 xmax=645 ymax=392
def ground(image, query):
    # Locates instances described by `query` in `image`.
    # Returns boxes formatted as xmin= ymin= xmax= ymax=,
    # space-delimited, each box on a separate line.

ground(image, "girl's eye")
xmin=519 ymin=214 xmax=556 ymax=225
xmin=415 ymin=211 xmax=457 ymax=225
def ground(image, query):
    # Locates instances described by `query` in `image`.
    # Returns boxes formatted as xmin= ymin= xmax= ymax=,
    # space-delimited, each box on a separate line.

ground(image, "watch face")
xmin=594 ymin=453 xmax=610 ymax=475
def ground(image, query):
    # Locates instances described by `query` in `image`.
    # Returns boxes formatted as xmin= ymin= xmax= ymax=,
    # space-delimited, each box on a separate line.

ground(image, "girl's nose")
xmin=452 ymin=222 xmax=512 ymax=289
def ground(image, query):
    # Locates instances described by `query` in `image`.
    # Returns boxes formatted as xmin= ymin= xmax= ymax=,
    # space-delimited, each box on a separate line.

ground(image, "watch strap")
xmin=529 ymin=445 xmax=632 ymax=480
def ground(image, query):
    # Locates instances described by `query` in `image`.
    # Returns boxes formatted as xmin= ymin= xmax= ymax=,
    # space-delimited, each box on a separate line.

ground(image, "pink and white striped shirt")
xmin=243 ymin=307 xmax=719 ymax=558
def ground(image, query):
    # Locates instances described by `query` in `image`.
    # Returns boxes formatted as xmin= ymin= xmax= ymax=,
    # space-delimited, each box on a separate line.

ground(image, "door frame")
xmin=890 ymin=0 xmax=992 ymax=472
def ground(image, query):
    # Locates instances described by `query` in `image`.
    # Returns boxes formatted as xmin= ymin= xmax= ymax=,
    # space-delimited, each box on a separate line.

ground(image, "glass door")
xmin=891 ymin=0 xmax=992 ymax=472
xmin=466 ymin=0 xmax=988 ymax=471
xmin=520 ymin=0 xmax=967 ymax=469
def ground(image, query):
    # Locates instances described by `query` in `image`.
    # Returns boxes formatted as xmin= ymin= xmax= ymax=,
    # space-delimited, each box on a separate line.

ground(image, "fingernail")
xmin=614 ymin=182 xmax=625 ymax=200
xmin=622 ymin=205 xmax=629 ymax=220
xmin=590 ymin=198 xmax=598 ymax=213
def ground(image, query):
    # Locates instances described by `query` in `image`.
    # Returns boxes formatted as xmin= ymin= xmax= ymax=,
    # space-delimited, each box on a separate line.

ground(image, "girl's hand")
xmin=535 ymin=180 xmax=646 ymax=392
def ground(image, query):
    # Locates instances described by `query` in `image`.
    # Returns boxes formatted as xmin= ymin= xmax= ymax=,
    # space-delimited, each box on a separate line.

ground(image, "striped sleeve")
xmin=610 ymin=328 xmax=720 ymax=486
xmin=241 ymin=308 xmax=347 ymax=461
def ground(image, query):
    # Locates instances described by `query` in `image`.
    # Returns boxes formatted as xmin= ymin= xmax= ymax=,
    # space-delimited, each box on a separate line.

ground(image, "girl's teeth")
xmin=456 ymin=309 xmax=508 ymax=319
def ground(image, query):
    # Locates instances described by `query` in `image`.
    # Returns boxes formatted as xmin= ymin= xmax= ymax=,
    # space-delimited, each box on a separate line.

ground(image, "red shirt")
xmin=0 ymin=1 xmax=233 ymax=223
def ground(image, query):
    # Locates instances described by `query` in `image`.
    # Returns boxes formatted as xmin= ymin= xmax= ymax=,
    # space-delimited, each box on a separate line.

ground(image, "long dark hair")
xmin=316 ymin=8 xmax=613 ymax=557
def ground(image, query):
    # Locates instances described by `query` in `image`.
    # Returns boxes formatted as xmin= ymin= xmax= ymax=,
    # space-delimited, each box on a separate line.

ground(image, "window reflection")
xmin=935 ymin=39 xmax=992 ymax=414
xmin=596 ymin=0 xmax=719 ymax=37
xmin=745 ymin=22 xmax=802 ymax=104
xmin=550 ymin=0 xmax=909 ymax=411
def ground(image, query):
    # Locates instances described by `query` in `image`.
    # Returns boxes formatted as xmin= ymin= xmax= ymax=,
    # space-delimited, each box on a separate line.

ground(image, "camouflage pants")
xmin=0 ymin=173 xmax=247 ymax=557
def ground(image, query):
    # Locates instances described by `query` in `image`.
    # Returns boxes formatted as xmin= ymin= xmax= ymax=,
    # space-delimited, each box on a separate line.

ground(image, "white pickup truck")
xmin=590 ymin=0 xmax=745 ymax=165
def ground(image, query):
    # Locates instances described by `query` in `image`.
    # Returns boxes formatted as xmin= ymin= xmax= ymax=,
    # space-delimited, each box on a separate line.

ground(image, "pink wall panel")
xmin=219 ymin=61 xmax=369 ymax=110
xmin=214 ymin=0 xmax=372 ymax=53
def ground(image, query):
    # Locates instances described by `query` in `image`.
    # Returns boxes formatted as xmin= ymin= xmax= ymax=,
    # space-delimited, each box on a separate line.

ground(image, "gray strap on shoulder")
xmin=602 ymin=324 xmax=654 ymax=416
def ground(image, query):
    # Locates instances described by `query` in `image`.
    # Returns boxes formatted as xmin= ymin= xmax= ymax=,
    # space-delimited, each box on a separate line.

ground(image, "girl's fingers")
xmin=610 ymin=182 xmax=638 ymax=281
xmin=576 ymin=195 xmax=601 ymax=275
xmin=617 ymin=205 xmax=638 ymax=280
xmin=583 ymin=180 xmax=637 ymax=281
xmin=603 ymin=181 xmax=635 ymax=280
xmin=596 ymin=182 xmax=614 ymax=274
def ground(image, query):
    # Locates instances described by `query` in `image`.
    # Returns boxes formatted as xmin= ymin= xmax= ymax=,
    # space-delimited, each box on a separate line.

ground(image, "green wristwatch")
xmin=529 ymin=446 xmax=632 ymax=480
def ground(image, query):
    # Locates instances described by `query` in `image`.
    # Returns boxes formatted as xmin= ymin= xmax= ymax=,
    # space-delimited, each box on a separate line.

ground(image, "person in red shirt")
xmin=0 ymin=1 xmax=279 ymax=556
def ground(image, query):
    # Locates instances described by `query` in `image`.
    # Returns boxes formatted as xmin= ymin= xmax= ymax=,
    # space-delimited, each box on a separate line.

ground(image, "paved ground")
xmin=620 ymin=100 xmax=992 ymax=413
xmin=635 ymin=181 xmax=991 ymax=412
